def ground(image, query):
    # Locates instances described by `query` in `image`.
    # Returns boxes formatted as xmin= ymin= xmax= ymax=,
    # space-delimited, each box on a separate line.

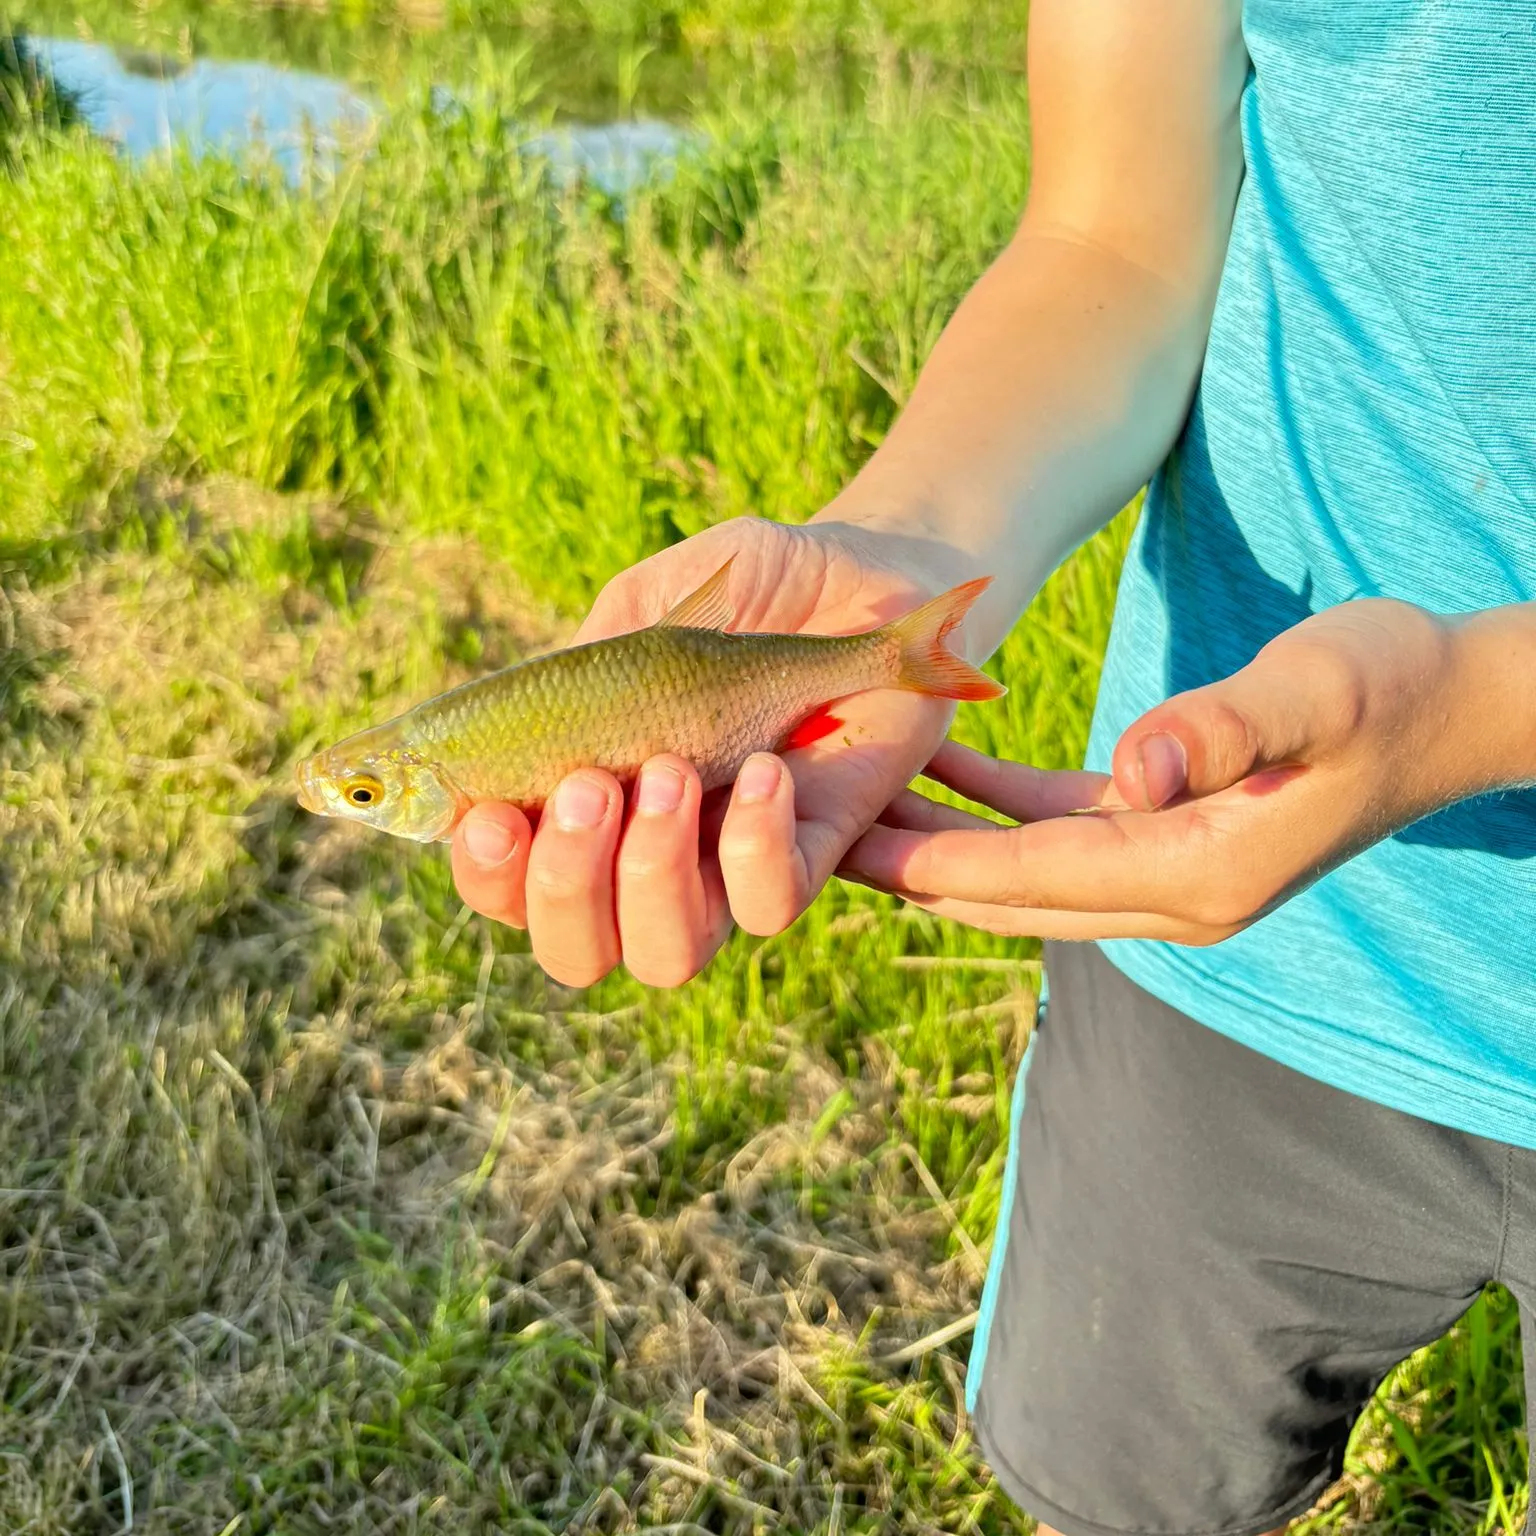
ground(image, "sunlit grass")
xmin=0 ymin=17 xmax=1526 ymax=1535
xmin=11 ymin=0 xmax=1032 ymax=75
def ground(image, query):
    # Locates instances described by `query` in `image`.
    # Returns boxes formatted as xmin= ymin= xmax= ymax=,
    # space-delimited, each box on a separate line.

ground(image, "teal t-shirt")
xmin=1088 ymin=1 xmax=1536 ymax=1145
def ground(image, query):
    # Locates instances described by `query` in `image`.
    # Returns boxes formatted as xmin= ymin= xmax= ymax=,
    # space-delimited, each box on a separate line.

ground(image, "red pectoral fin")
xmin=778 ymin=703 xmax=843 ymax=752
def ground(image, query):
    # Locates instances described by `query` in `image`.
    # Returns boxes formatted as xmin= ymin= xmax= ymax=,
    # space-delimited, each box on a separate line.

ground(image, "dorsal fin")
xmin=655 ymin=557 xmax=737 ymax=631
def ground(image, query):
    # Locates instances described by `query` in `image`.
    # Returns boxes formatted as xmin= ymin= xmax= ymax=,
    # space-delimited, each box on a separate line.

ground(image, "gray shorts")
xmin=968 ymin=939 xmax=1536 ymax=1536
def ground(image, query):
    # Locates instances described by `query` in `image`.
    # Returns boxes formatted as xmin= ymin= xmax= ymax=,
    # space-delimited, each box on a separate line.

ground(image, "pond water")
xmin=32 ymin=36 xmax=376 ymax=175
xmin=19 ymin=9 xmax=703 ymax=191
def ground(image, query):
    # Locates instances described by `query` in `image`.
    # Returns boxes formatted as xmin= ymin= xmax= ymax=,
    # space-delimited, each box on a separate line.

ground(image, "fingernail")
xmin=636 ymin=762 xmax=684 ymax=816
xmin=1138 ymin=733 xmax=1188 ymax=809
xmin=736 ymin=754 xmax=781 ymax=804
xmin=553 ymin=775 xmax=610 ymax=831
xmin=463 ymin=813 xmax=515 ymax=868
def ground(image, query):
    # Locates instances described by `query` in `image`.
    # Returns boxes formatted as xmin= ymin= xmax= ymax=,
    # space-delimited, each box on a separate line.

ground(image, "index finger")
xmin=922 ymin=740 xmax=1118 ymax=821
xmin=452 ymin=802 xmax=534 ymax=928
xmin=840 ymin=808 xmax=1172 ymax=914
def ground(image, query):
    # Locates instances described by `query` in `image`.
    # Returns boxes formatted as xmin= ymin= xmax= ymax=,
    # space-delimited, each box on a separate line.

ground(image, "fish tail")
xmin=886 ymin=577 xmax=1006 ymax=701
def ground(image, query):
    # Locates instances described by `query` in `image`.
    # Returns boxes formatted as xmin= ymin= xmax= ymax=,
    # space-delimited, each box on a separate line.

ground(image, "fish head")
xmin=295 ymin=728 xmax=465 ymax=843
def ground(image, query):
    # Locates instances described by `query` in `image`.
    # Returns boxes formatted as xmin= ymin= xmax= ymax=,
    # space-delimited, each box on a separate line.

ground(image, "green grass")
xmin=1 ymin=26 xmax=75 ymax=160
xmin=0 ymin=11 xmax=1528 ymax=1534
xmin=9 ymin=0 xmax=1029 ymax=132
xmin=13 ymin=0 xmax=1032 ymax=70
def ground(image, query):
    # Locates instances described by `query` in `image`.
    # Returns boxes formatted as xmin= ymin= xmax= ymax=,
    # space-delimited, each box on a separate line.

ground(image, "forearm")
xmin=813 ymin=228 xmax=1221 ymax=656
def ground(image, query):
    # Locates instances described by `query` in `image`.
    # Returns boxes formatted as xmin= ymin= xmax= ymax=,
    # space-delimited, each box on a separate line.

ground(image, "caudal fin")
xmin=887 ymin=577 xmax=1006 ymax=701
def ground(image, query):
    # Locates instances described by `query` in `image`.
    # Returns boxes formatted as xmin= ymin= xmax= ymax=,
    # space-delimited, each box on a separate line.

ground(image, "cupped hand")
xmin=450 ymin=514 xmax=983 ymax=987
xmin=841 ymin=600 xmax=1486 ymax=944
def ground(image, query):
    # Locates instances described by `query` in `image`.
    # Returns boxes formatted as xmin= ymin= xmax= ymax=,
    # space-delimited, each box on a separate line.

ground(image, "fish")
xmin=294 ymin=557 xmax=1004 ymax=843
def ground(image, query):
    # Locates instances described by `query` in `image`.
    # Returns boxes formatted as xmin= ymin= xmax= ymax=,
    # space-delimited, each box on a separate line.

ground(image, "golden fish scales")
xmin=296 ymin=559 xmax=1004 ymax=843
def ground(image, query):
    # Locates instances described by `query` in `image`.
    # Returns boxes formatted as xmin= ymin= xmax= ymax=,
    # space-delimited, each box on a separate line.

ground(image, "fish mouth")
xmin=295 ymin=756 xmax=325 ymax=814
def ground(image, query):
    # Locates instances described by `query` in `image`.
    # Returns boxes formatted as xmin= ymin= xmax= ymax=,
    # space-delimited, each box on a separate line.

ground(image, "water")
xmin=28 ymin=32 xmax=695 ymax=193
xmin=33 ymin=36 xmax=373 ymax=175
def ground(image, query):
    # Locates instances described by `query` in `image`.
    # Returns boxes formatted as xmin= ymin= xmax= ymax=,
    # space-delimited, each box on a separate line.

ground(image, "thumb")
xmin=572 ymin=572 xmax=646 ymax=646
xmin=1111 ymin=664 xmax=1324 ymax=812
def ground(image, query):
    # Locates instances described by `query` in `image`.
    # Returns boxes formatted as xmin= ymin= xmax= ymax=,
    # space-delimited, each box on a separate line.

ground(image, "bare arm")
xmin=823 ymin=0 xmax=1249 ymax=652
xmin=833 ymin=10 xmax=1536 ymax=948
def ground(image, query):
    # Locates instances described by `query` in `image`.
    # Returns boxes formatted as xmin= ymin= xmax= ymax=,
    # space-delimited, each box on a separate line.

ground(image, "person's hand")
xmin=841 ymin=599 xmax=1494 ymax=943
xmin=450 ymin=514 xmax=986 ymax=987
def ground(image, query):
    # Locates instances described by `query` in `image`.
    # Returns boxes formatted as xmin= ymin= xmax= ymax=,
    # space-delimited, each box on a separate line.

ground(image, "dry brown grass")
xmin=0 ymin=474 xmax=1022 ymax=1533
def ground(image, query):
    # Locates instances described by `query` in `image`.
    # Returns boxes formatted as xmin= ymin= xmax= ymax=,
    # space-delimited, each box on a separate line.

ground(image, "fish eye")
xmin=344 ymin=776 xmax=384 ymax=808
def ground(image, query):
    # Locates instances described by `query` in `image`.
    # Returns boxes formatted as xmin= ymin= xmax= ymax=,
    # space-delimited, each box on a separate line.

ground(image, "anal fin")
xmin=778 ymin=703 xmax=844 ymax=752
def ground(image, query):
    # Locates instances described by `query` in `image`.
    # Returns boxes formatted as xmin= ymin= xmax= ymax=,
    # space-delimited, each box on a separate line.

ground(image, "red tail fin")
xmin=887 ymin=577 xmax=1005 ymax=701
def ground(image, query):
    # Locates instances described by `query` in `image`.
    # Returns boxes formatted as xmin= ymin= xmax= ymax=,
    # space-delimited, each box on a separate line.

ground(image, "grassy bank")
xmin=0 ymin=29 xmax=1528 ymax=1536
xmin=11 ymin=0 xmax=1032 ymax=68
xmin=8 ymin=0 xmax=1030 ymax=134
